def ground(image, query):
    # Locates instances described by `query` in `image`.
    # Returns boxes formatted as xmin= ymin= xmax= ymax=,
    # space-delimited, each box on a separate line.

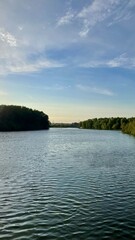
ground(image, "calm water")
xmin=0 ymin=128 xmax=135 ymax=240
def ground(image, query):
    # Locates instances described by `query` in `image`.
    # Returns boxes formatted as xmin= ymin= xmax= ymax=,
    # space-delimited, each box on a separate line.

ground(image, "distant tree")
xmin=79 ymin=117 xmax=131 ymax=131
xmin=51 ymin=122 xmax=79 ymax=128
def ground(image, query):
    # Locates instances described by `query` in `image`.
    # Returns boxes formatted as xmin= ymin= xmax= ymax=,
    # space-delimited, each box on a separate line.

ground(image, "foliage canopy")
xmin=80 ymin=117 xmax=135 ymax=136
xmin=0 ymin=105 xmax=49 ymax=131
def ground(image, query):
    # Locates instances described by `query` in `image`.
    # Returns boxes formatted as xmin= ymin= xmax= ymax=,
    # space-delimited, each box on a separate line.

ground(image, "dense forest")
xmin=122 ymin=119 xmax=135 ymax=136
xmin=0 ymin=105 xmax=49 ymax=131
xmin=79 ymin=117 xmax=127 ymax=130
xmin=79 ymin=117 xmax=135 ymax=136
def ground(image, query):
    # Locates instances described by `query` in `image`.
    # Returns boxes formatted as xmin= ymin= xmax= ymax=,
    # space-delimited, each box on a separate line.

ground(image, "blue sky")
xmin=0 ymin=0 xmax=135 ymax=122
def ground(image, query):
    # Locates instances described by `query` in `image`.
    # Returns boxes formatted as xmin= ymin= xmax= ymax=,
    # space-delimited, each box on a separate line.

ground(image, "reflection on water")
xmin=0 ymin=128 xmax=135 ymax=239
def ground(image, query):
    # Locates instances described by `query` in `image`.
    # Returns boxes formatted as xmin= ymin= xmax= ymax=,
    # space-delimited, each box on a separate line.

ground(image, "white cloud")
xmin=57 ymin=11 xmax=74 ymax=26
xmin=107 ymin=54 xmax=128 ymax=67
xmin=0 ymin=59 xmax=65 ymax=75
xmin=80 ymin=54 xmax=135 ymax=69
xmin=78 ymin=0 xmax=120 ymax=37
xmin=0 ymin=28 xmax=17 ymax=46
xmin=0 ymin=26 xmax=65 ymax=75
xmin=79 ymin=19 xmax=90 ymax=37
xmin=77 ymin=84 xmax=114 ymax=96
xmin=77 ymin=0 xmax=135 ymax=37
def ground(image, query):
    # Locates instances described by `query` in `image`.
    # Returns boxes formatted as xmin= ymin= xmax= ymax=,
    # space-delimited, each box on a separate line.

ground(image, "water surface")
xmin=0 ymin=128 xmax=135 ymax=239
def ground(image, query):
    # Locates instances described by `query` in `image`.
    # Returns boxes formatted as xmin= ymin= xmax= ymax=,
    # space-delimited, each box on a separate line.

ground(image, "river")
xmin=0 ymin=128 xmax=135 ymax=239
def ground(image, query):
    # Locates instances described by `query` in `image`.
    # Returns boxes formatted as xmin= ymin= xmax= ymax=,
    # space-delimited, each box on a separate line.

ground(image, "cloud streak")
xmin=28 ymin=84 xmax=70 ymax=91
xmin=0 ymin=28 xmax=17 ymax=46
xmin=80 ymin=54 xmax=135 ymax=69
xmin=57 ymin=11 xmax=74 ymax=26
xmin=0 ymin=58 xmax=65 ymax=75
xmin=77 ymin=84 xmax=114 ymax=96
xmin=77 ymin=0 xmax=135 ymax=37
xmin=8 ymin=59 xmax=65 ymax=74
xmin=77 ymin=0 xmax=120 ymax=37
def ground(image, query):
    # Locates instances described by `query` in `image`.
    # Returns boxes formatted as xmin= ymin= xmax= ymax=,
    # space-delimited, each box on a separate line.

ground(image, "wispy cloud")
xmin=106 ymin=54 xmax=135 ymax=68
xmin=108 ymin=0 xmax=135 ymax=26
xmin=56 ymin=0 xmax=135 ymax=39
xmin=57 ymin=11 xmax=75 ymax=26
xmin=35 ymin=84 xmax=70 ymax=91
xmin=80 ymin=54 xmax=135 ymax=69
xmin=77 ymin=0 xmax=120 ymax=37
xmin=8 ymin=59 xmax=65 ymax=74
xmin=57 ymin=1 xmax=118 ymax=36
xmin=77 ymin=0 xmax=135 ymax=37
xmin=77 ymin=84 xmax=114 ymax=96
xmin=23 ymin=84 xmax=71 ymax=95
xmin=0 ymin=25 xmax=65 ymax=75
xmin=0 ymin=28 xmax=17 ymax=47
xmin=0 ymin=59 xmax=65 ymax=75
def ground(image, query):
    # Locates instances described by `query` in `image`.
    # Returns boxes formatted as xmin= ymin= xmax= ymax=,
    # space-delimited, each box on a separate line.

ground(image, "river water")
xmin=0 ymin=128 xmax=135 ymax=239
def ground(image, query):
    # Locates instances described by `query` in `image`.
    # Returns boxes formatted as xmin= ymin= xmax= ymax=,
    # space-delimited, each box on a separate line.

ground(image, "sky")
xmin=0 ymin=0 xmax=135 ymax=122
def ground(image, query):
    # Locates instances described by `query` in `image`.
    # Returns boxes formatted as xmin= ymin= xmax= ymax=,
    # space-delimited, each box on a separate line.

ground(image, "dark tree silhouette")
xmin=0 ymin=105 xmax=50 ymax=131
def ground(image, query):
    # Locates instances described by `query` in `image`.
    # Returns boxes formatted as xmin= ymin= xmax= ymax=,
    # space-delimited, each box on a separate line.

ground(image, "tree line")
xmin=79 ymin=117 xmax=135 ymax=136
xmin=122 ymin=119 xmax=135 ymax=136
xmin=0 ymin=105 xmax=134 ymax=136
xmin=51 ymin=122 xmax=79 ymax=128
xmin=0 ymin=105 xmax=49 ymax=131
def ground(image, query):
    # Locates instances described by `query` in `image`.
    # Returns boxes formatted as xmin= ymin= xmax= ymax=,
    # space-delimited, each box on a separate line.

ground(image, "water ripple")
xmin=0 ymin=129 xmax=135 ymax=239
